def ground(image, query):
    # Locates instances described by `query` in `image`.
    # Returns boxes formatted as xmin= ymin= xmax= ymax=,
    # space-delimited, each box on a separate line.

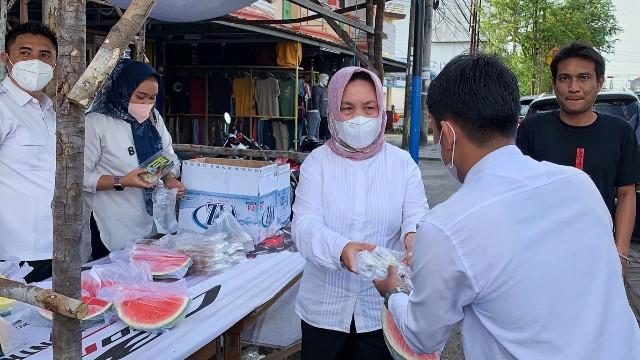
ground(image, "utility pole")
xmin=409 ymin=0 xmax=424 ymax=162
xmin=401 ymin=0 xmax=416 ymax=149
xmin=420 ymin=0 xmax=433 ymax=146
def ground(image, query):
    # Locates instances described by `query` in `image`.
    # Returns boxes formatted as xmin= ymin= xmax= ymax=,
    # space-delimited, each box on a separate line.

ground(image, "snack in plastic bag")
xmin=113 ymin=280 xmax=191 ymax=332
xmin=162 ymin=232 xmax=247 ymax=276
xmin=204 ymin=210 xmax=255 ymax=252
xmin=130 ymin=243 xmax=192 ymax=280
xmin=153 ymin=181 xmax=179 ymax=234
xmin=138 ymin=151 xmax=174 ymax=185
xmin=0 ymin=316 xmax=26 ymax=355
xmin=355 ymin=247 xmax=412 ymax=284
xmin=0 ymin=258 xmax=33 ymax=316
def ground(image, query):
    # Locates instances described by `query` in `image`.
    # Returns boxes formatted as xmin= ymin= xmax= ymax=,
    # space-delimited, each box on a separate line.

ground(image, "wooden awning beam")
xmin=287 ymin=0 xmax=373 ymax=33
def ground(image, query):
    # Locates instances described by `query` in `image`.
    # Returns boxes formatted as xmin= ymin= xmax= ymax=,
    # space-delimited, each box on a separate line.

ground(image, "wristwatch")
xmin=384 ymin=286 xmax=410 ymax=309
xmin=113 ymin=176 xmax=125 ymax=191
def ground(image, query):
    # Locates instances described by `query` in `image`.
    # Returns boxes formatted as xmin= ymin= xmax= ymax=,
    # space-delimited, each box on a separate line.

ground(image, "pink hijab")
xmin=327 ymin=66 xmax=387 ymax=160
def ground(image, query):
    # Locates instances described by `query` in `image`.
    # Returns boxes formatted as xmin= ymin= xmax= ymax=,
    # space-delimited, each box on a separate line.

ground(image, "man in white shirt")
xmin=374 ymin=54 xmax=640 ymax=359
xmin=0 ymin=22 xmax=58 ymax=283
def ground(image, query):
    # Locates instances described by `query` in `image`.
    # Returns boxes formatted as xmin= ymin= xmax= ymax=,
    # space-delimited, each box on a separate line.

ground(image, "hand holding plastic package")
xmin=355 ymin=247 xmax=412 ymax=285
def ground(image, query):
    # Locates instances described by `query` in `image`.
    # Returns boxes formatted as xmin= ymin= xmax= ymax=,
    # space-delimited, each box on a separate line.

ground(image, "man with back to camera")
xmin=0 ymin=22 xmax=58 ymax=283
xmin=374 ymin=53 xmax=640 ymax=359
xmin=517 ymin=42 xmax=640 ymax=324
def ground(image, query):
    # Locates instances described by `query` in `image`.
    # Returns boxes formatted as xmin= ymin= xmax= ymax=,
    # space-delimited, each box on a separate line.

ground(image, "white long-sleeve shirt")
xmin=0 ymin=77 xmax=56 ymax=261
xmin=82 ymin=111 xmax=180 ymax=253
xmin=293 ymin=143 xmax=428 ymax=333
xmin=389 ymin=145 xmax=640 ymax=359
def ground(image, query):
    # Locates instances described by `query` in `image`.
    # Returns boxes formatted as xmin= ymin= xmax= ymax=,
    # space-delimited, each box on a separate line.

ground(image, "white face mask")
xmin=9 ymin=59 xmax=54 ymax=92
xmin=335 ymin=115 xmax=382 ymax=149
xmin=435 ymin=122 xmax=461 ymax=184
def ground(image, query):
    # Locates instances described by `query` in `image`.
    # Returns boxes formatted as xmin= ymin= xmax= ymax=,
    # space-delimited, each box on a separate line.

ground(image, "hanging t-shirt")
xmin=210 ymin=75 xmax=232 ymax=115
xmin=276 ymin=42 xmax=302 ymax=68
xmin=232 ymin=77 xmax=253 ymax=117
xmin=279 ymin=78 xmax=296 ymax=118
xmin=255 ymin=77 xmax=280 ymax=118
xmin=312 ymin=85 xmax=329 ymax=117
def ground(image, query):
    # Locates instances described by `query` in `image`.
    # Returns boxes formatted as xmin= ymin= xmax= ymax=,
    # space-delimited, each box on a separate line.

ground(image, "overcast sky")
xmin=394 ymin=0 xmax=640 ymax=87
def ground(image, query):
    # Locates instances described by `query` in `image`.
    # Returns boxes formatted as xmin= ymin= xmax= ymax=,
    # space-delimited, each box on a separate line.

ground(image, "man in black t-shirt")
xmin=517 ymin=42 xmax=640 ymax=324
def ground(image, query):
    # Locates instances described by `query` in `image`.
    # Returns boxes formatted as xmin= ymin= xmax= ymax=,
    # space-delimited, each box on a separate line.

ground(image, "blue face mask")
xmin=435 ymin=122 xmax=461 ymax=184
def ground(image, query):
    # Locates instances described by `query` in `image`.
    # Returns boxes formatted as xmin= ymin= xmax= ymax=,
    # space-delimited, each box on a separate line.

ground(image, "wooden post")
xmin=366 ymin=0 xmax=374 ymax=60
xmin=373 ymin=0 xmax=385 ymax=80
xmin=0 ymin=0 xmax=7 ymax=81
xmin=0 ymin=278 xmax=88 ymax=319
xmin=52 ymin=0 xmax=86 ymax=357
xmin=66 ymin=0 xmax=157 ymax=107
xmin=19 ymin=0 xmax=26 ymax=23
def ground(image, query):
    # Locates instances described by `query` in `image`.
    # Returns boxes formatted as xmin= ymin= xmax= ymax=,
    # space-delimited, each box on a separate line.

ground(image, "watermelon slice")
xmin=115 ymin=293 xmax=190 ymax=330
xmin=38 ymin=296 xmax=112 ymax=322
xmin=130 ymin=244 xmax=192 ymax=279
xmin=382 ymin=308 xmax=439 ymax=360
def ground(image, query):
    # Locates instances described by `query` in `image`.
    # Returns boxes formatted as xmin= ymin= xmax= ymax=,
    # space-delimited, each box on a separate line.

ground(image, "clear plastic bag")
xmin=161 ymin=231 xmax=247 ymax=276
xmin=112 ymin=279 xmax=191 ymax=333
xmin=138 ymin=150 xmax=175 ymax=186
xmin=0 ymin=316 xmax=26 ymax=355
xmin=152 ymin=181 xmax=179 ymax=234
xmin=128 ymin=243 xmax=192 ymax=280
xmin=355 ymin=247 xmax=412 ymax=285
xmin=204 ymin=211 xmax=255 ymax=252
xmin=88 ymin=262 xmax=153 ymax=299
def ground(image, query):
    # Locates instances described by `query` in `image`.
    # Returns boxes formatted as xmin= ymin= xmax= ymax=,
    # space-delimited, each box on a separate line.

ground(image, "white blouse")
xmin=292 ymin=143 xmax=428 ymax=333
xmin=82 ymin=111 xmax=180 ymax=255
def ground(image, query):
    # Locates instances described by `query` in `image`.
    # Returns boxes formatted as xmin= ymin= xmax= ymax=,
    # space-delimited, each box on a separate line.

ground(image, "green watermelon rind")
xmin=116 ymin=296 xmax=191 ymax=331
xmin=382 ymin=308 xmax=439 ymax=360
xmin=151 ymin=258 xmax=193 ymax=279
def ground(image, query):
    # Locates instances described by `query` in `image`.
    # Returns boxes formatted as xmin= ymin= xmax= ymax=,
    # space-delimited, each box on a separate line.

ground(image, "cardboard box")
xmin=276 ymin=164 xmax=292 ymax=228
xmin=179 ymin=158 xmax=280 ymax=244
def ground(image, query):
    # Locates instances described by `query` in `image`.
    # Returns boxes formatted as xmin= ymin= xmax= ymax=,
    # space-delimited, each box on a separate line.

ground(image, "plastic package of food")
xmin=355 ymin=247 xmax=412 ymax=285
xmin=112 ymin=280 xmax=191 ymax=333
xmin=0 ymin=316 xmax=26 ymax=355
xmin=204 ymin=211 xmax=255 ymax=252
xmin=128 ymin=244 xmax=192 ymax=280
xmin=161 ymin=231 xmax=248 ymax=276
xmin=138 ymin=151 xmax=175 ymax=185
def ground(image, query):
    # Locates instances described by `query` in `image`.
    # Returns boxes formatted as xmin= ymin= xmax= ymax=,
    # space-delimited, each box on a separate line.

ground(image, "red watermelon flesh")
xmin=382 ymin=308 xmax=440 ymax=360
xmin=131 ymin=244 xmax=192 ymax=278
xmin=116 ymin=293 xmax=190 ymax=330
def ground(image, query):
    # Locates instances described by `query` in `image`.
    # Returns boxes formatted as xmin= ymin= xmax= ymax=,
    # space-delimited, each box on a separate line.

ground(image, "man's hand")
xmin=122 ymin=168 xmax=155 ymax=189
xmin=340 ymin=241 xmax=375 ymax=272
xmin=403 ymin=232 xmax=416 ymax=265
xmin=374 ymin=266 xmax=404 ymax=297
xmin=163 ymin=176 xmax=186 ymax=198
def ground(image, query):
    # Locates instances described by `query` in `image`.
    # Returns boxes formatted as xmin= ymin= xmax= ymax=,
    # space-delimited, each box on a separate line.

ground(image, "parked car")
xmin=525 ymin=90 xmax=640 ymax=124
xmin=519 ymin=95 xmax=541 ymax=123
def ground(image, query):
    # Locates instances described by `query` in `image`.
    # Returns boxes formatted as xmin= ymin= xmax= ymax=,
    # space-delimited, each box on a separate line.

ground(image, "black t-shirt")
xmin=517 ymin=110 xmax=640 ymax=218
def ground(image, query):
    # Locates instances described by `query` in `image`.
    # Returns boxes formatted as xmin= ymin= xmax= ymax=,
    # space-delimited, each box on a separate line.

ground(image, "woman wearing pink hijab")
xmin=292 ymin=67 xmax=428 ymax=359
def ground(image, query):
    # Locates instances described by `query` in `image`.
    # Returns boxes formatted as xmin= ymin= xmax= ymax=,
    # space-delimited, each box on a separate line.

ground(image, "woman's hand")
xmin=163 ymin=176 xmax=185 ymax=198
xmin=340 ymin=241 xmax=376 ymax=272
xmin=121 ymin=168 xmax=155 ymax=189
xmin=402 ymin=232 xmax=416 ymax=265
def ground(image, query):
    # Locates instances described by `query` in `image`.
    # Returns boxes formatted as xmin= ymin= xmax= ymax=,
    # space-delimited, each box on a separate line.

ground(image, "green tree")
xmin=481 ymin=0 xmax=620 ymax=95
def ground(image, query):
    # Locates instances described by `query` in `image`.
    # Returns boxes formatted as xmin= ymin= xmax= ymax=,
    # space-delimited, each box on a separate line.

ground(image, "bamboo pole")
xmin=52 ymin=0 xmax=86 ymax=357
xmin=19 ymin=0 xmax=26 ymax=23
xmin=66 ymin=0 xmax=157 ymax=107
xmin=366 ymin=0 xmax=374 ymax=60
xmin=0 ymin=278 xmax=88 ymax=319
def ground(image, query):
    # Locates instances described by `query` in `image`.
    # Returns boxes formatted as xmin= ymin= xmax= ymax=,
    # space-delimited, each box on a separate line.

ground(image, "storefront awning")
xmin=109 ymin=0 xmax=257 ymax=22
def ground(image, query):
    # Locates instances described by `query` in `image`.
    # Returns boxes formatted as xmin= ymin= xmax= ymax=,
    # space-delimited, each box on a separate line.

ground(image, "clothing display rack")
xmin=164 ymin=65 xmax=302 ymax=150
